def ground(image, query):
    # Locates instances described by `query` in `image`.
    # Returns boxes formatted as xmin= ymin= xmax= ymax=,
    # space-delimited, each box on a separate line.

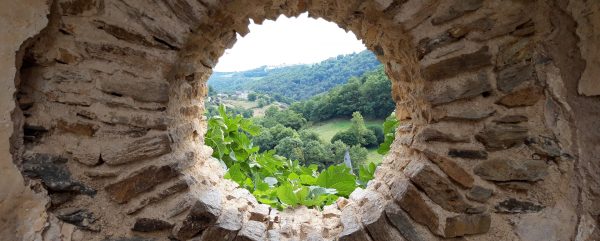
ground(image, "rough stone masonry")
xmin=0 ymin=0 xmax=599 ymax=240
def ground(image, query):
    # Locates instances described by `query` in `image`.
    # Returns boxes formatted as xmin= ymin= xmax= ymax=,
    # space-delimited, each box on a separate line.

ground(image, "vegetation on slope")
xmin=208 ymin=50 xmax=381 ymax=100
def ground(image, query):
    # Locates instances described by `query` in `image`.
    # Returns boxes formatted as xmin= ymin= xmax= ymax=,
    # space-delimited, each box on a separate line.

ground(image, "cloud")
xmin=213 ymin=13 xmax=366 ymax=72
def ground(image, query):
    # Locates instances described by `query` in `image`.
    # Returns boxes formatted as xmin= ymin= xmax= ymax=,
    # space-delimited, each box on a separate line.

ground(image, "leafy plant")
xmin=377 ymin=112 xmax=400 ymax=155
xmin=206 ymin=105 xmax=377 ymax=210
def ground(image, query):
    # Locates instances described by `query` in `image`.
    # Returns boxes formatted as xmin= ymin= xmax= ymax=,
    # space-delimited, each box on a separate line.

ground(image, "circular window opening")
xmin=204 ymin=13 xmax=398 ymax=210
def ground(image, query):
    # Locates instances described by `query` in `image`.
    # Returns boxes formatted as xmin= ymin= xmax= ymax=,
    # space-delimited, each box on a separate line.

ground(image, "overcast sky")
xmin=213 ymin=13 xmax=366 ymax=72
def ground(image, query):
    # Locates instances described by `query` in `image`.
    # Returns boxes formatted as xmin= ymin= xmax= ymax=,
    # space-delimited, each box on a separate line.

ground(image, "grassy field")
xmin=307 ymin=118 xmax=384 ymax=142
xmin=306 ymin=118 xmax=385 ymax=164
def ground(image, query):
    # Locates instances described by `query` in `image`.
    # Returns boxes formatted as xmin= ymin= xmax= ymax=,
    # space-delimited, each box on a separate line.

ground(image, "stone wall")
xmin=1 ymin=0 xmax=599 ymax=240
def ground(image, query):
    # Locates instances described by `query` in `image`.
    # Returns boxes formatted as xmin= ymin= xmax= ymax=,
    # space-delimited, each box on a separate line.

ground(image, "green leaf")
xmin=276 ymin=183 xmax=298 ymax=206
xmin=316 ymin=165 xmax=357 ymax=196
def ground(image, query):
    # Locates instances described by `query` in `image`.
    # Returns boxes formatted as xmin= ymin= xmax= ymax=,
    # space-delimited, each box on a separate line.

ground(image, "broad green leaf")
xmin=316 ymin=165 xmax=357 ymax=196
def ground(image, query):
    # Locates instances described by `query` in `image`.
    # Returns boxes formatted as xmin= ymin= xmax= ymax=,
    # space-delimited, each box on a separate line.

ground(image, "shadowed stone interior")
xmin=1 ymin=0 xmax=600 ymax=240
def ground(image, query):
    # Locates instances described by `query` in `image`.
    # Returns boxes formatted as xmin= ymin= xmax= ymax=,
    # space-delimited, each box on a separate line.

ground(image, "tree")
xmin=331 ymin=112 xmax=378 ymax=147
xmin=299 ymin=130 xmax=321 ymax=143
xmin=302 ymin=140 xmax=330 ymax=167
xmin=274 ymin=137 xmax=304 ymax=162
xmin=257 ymin=98 xmax=267 ymax=108
xmin=248 ymin=92 xmax=257 ymax=101
xmin=349 ymin=145 xmax=368 ymax=173
xmin=253 ymin=124 xmax=297 ymax=151
xmin=328 ymin=140 xmax=348 ymax=165
xmin=331 ymin=131 xmax=360 ymax=146
xmin=368 ymin=125 xmax=384 ymax=144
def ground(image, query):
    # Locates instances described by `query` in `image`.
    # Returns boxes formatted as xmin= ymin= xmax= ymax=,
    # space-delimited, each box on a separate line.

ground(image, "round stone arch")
xmin=11 ymin=0 xmax=589 ymax=241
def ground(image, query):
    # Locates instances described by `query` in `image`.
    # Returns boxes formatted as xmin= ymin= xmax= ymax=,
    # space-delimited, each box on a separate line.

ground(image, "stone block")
xmin=496 ymin=62 xmax=535 ymax=93
xmin=496 ymin=87 xmax=543 ymax=108
xmin=174 ymin=190 xmax=223 ymax=240
xmin=22 ymin=153 xmax=96 ymax=196
xmin=474 ymin=159 xmax=548 ymax=182
xmin=443 ymin=213 xmax=491 ymax=237
xmin=416 ymin=128 xmax=469 ymax=143
xmin=105 ymin=165 xmax=180 ymax=203
xmin=466 ymin=186 xmax=493 ymax=203
xmin=404 ymin=161 xmax=470 ymax=213
xmin=390 ymin=179 xmax=439 ymax=233
xmin=126 ymin=180 xmax=189 ymax=214
xmin=431 ymin=0 xmax=484 ymax=25
xmin=360 ymin=192 xmax=406 ymax=241
xmin=102 ymin=134 xmax=172 ymax=165
xmin=385 ymin=203 xmax=424 ymax=241
xmin=98 ymin=71 xmax=170 ymax=103
xmin=234 ymin=220 xmax=267 ymax=241
xmin=132 ymin=218 xmax=173 ymax=232
xmin=448 ymin=149 xmax=488 ymax=159
xmin=338 ymin=204 xmax=371 ymax=241
xmin=423 ymin=150 xmax=474 ymax=188
xmin=426 ymin=72 xmax=492 ymax=106
xmin=199 ymin=207 xmax=242 ymax=241
xmin=422 ymin=47 xmax=492 ymax=81
xmin=475 ymin=124 xmax=528 ymax=151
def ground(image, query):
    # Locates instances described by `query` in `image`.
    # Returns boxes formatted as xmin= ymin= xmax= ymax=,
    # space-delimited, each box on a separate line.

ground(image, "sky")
xmin=213 ymin=13 xmax=366 ymax=72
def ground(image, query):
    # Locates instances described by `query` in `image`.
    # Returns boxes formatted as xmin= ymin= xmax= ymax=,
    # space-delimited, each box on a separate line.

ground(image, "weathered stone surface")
xmin=404 ymin=161 xmax=470 ymax=213
xmin=385 ymin=203 xmax=423 ymax=241
xmin=126 ymin=180 xmax=189 ymax=214
xmin=59 ymin=0 xmax=101 ymax=16
xmin=56 ymin=119 xmax=97 ymax=136
xmin=105 ymin=165 xmax=180 ymax=203
xmin=422 ymin=47 xmax=492 ymax=81
xmin=494 ymin=115 xmax=528 ymax=123
xmin=98 ymin=71 xmax=169 ymax=103
xmin=496 ymin=62 xmax=535 ymax=92
xmin=417 ymin=32 xmax=460 ymax=59
xmin=475 ymin=124 xmax=528 ymax=151
xmin=84 ymin=169 xmax=119 ymax=178
xmin=495 ymin=198 xmax=544 ymax=213
xmin=174 ymin=190 xmax=223 ymax=240
xmin=416 ymin=128 xmax=469 ymax=143
xmin=55 ymin=208 xmax=97 ymax=230
xmin=435 ymin=108 xmax=495 ymax=122
xmin=444 ymin=213 xmax=491 ymax=238
xmin=101 ymin=238 xmax=155 ymax=241
xmin=338 ymin=205 xmax=371 ymax=241
xmin=234 ymin=220 xmax=267 ymax=241
xmin=448 ymin=149 xmax=488 ymax=159
xmin=572 ymin=0 xmax=600 ymax=96
xmin=361 ymin=192 xmax=406 ymax=241
xmin=526 ymin=136 xmax=561 ymax=158
xmin=22 ymin=153 xmax=96 ymax=195
xmin=466 ymin=186 xmax=493 ymax=203
xmin=93 ymin=20 xmax=164 ymax=50
xmin=390 ymin=179 xmax=439 ymax=233
xmin=426 ymin=72 xmax=492 ymax=106
xmin=249 ymin=204 xmax=270 ymax=222
xmin=496 ymin=38 xmax=535 ymax=66
xmin=423 ymin=150 xmax=474 ymax=188
xmin=497 ymin=182 xmax=532 ymax=191
xmin=431 ymin=0 xmax=484 ymax=25
xmin=466 ymin=206 xmax=487 ymax=214
xmin=199 ymin=207 xmax=242 ymax=241
xmin=474 ymin=159 xmax=548 ymax=182
xmin=103 ymin=134 xmax=172 ymax=165
xmin=132 ymin=218 xmax=173 ymax=232
xmin=496 ymin=87 xmax=543 ymax=108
